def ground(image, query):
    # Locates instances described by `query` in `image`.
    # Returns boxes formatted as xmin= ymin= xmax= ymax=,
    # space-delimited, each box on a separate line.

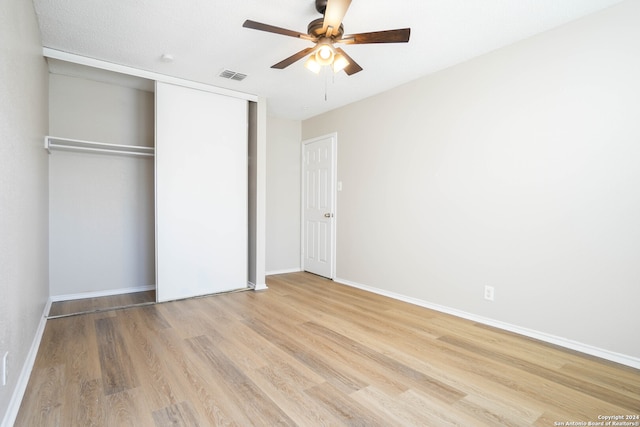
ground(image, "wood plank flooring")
xmin=16 ymin=272 xmax=640 ymax=426
xmin=48 ymin=290 xmax=156 ymax=317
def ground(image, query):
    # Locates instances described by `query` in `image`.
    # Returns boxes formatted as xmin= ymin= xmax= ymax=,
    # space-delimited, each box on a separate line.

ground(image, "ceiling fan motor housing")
xmin=307 ymin=18 xmax=344 ymax=38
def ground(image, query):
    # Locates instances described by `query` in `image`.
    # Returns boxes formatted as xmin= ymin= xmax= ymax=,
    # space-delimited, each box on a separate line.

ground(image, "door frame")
xmin=300 ymin=132 xmax=338 ymax=279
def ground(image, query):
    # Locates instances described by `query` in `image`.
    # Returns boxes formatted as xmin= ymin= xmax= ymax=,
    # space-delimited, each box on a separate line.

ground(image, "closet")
xmin=47 ymin=57 xmax=259 ymax=304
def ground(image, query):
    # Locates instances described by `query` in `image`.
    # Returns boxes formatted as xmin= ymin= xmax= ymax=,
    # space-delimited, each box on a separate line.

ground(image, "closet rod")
xmin=44 ymin=136 xmax=154 ymax=157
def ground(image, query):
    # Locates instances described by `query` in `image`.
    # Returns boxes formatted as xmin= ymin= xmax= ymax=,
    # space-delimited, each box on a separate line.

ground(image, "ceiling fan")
xmin=242 ymin=0 xmax=410 ymax=75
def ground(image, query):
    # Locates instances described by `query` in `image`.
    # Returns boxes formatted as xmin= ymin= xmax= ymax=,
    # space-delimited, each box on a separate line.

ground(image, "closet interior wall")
xmin=48 ymin=72 xmax=156 ymax=298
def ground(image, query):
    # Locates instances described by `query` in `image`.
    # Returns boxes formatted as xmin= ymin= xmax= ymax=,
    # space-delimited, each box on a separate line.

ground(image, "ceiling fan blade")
xmin=243 ymin=20 xmax=313 ymax=40
xmin=271 ymin=47 xmax=315 ymax=69
xmin=322 ymin=0 xmax=352 ymax=35
xmin=341 ymin=28 xmax=411 ymax=44
xmin=335 ymin=47 xmax=363 ymax=75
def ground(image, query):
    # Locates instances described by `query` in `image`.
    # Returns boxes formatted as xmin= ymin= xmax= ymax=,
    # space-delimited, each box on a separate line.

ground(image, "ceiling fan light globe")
xmin=318 ymin=45 xmax=332 ymax=59
xmin=316 ymin=52 xmax=334 ymax=66
xmin=315 ymin=42 xmax=335 ymax=65
xmin=304 ymin=56 xmax=322 ymax=74
xmin=332 ymin=53 xmax=349 ymax=73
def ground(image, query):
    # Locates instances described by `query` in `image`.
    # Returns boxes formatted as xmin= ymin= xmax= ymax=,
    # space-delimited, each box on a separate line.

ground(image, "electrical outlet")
xmin=2 ymin=352 xmax=7 ymax=386
xmin=484 ymin=286 xmax=495 ymax=301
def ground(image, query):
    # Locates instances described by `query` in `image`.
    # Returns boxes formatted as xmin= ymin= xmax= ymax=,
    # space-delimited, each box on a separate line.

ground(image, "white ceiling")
xmin=33 ymin=0 xmax=624 ymax=120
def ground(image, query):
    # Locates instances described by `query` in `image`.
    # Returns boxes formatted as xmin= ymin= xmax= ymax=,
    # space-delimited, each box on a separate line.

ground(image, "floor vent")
xmin=218 ymin=69 xmax=247 ymax=81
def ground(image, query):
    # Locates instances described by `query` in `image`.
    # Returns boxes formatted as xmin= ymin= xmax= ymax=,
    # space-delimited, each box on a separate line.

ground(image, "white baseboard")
xmin=266 ymin=268 xmax=302 ymax=276
xmin=335 ymin=277 xmax=640 ymax=370
xmin=50 ymin=285 xmax=156 ymax=302
xmin=248 ymin=281 xmax=268 ymax=291
xmin=1 ymin=298 xmax=52 ymax=427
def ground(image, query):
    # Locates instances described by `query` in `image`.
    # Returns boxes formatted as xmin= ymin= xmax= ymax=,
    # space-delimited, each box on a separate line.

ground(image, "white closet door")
xmin=155 ymin=82 xmax=247 ymax=302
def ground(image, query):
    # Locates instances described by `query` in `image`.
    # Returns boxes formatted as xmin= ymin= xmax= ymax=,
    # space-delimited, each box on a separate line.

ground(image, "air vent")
xmin=218 ymin=69 xmax=247 ymax=81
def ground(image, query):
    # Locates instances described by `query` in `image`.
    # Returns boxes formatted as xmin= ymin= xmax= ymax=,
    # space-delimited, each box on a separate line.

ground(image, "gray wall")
xmin=303 ymin=0 xmax=640 ymax=360
xmin=48 ymin=74 xmax=155 ymax=297
xmin=266 ymin=116 xmax=302 ymax=274
xmin=0 ymin=0 xmax=50 ymax=422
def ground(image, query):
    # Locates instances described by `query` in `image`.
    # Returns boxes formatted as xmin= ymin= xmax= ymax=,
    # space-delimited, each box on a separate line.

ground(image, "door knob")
xmin=324 ymin=213 xmax=334 ymax=218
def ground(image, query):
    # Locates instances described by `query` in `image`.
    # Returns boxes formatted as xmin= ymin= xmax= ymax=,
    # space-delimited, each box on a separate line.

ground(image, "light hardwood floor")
xmin=16 ymin=272 xmax=640 ymax=426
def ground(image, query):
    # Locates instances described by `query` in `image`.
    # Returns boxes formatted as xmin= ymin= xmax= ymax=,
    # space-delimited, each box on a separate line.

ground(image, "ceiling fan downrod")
xmin=315 ymin=0 xmax=328 ymax=14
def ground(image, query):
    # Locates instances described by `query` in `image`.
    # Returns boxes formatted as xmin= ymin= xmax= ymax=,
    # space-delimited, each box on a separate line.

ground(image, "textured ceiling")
xmin=33 ymin=0 xmax=624 ymax=120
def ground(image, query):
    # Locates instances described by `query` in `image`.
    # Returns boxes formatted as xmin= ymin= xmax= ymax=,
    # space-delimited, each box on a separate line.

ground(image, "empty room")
xmin=1 ymin=0 xmax=639 ymax=425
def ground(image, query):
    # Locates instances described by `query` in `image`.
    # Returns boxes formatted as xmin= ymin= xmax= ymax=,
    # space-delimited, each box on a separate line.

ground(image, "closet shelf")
xmin=44 ymin=136 xmax=154 ymax=157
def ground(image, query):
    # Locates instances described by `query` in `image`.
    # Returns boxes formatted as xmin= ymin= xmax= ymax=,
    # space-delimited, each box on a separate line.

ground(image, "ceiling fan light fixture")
xmin=332 ymin=53 xmax=349 ymax=73
xmin=315 ymin=40 xmax=335 ymax=66
xmin=318 ymin=45 xmax=333 ymax=60
xmin=304 ymin=56 xmax=322 ymax=74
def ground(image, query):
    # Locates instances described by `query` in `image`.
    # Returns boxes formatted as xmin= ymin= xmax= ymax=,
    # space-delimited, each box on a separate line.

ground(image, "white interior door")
xmin=155 ymin=82 xmax=247 ymax=302
xmin=302 ymin=134 xmax=336 ymax=278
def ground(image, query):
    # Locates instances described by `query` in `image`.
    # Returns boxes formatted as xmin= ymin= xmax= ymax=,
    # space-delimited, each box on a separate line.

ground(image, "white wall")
xmin=266 ymin=116 xmax=302 ymax=274
xmin=302 ymin=0 xmax=640 ymax=361
xmin=48 ymin=74 xmax=155 ymax=297
xmin=0 ymin=0 xmax=49 ymax=422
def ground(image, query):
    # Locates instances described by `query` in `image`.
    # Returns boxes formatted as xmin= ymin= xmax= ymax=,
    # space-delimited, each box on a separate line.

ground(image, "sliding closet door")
xmin=155 ymin=82 xmax=247 ymax=302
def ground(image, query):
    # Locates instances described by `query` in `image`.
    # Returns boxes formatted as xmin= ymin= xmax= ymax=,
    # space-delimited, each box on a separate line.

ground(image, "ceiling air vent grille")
xmin=218 ymin=69 xmax=247 ymax=81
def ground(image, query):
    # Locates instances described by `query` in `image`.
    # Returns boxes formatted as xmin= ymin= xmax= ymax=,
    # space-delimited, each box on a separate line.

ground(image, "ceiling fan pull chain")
xmin=324 ymin=67 xmax=328 ymax=101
